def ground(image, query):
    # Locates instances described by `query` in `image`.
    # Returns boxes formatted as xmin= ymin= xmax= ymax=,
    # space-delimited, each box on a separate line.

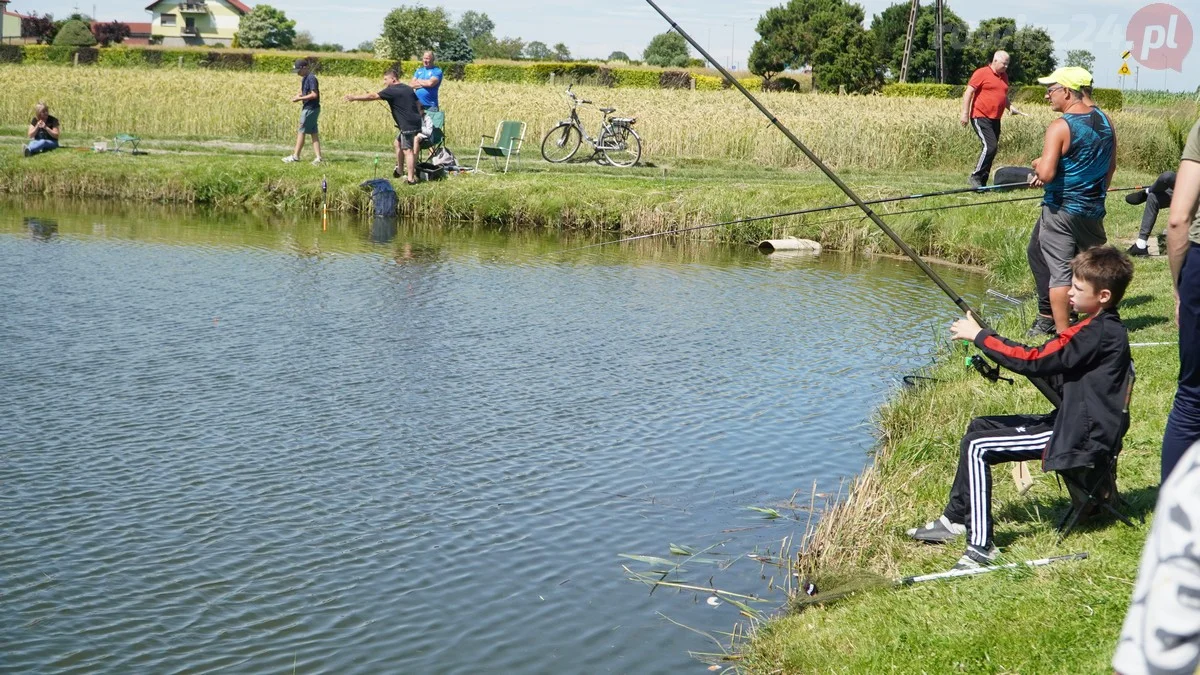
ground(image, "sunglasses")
xmin=1046 ymin=85 xmax=1065 ymax=94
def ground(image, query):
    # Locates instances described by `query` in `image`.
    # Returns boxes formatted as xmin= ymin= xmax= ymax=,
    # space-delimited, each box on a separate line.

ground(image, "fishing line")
xmin=558 ymin=181 xmax=1036 ymax=253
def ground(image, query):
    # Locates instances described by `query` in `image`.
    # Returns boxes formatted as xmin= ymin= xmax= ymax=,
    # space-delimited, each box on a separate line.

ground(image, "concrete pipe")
xmin=757 ymin=238 xmax=822 ymax=254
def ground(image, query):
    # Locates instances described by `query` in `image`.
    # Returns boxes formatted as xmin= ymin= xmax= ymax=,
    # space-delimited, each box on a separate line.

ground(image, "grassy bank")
xmin=0 ymin=65 xmax=1186 ymax=172
xmin=741 ymin=256 xmax=1179 ymax=672
xmin=0 ymin=141 xmax=1160 ymax=289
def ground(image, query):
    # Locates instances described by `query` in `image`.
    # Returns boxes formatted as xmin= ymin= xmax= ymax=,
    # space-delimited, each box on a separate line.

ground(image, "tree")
xmin=869 ymin=2 xmax=969 ymax=83
xmin=439 ymin=30 xmax=474 ymax=62
xmin=608 ymin=51 xmax=630 ymax=61
xmin=643 ymin=30 xmax=689 ymax=67
xmin=473 ymin=35 xmax=525 ymax=60
xmin=237 ymin=5 xmax=295 ymax=49
xmin=456 ymin=10 xmax=494 ymax=41
xmin=355 ymin=40 xmax=376 ymax=52
xmin=749 ymin=0 xmax=878 ymax=91
xmin=380 ymin=5 xmax=454 ymax=60
xmin=93 ymin=20 xmax=132 ymax=46
xmin=1012 ymin=26 xmax=1056 ymax=85
xmin=812 ymin=19 xmax=880 ymax=92
xmin=52 ymin=19 xmax=97 ymax=47
xmin=293 ymin=30 xmax=314 ymax=49
xmin=21 ymin=13 xmax=57 ymax=44
xmin=552 ymin=42 xmax=571 ymax=61
xmin=1065 ymin=49 xmax=1094 ymax=73
xmin=525 ymin=41 xmax=552 ymax=60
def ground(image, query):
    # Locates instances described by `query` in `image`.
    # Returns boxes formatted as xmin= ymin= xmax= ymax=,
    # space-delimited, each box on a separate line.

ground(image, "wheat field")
xmin=1 ymin=65 xmax=1182 ymax=172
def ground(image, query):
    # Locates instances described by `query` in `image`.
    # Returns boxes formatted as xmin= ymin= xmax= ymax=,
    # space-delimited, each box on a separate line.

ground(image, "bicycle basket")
xmin=610 ymin=117 xmax=636 ymax=126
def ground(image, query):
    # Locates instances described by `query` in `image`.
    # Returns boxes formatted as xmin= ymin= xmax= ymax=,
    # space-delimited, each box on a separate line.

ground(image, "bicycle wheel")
xmin=541 ymin=123 xmax=582 ymax=163
xmin=599 ymin=126 xmax=641 ymax=167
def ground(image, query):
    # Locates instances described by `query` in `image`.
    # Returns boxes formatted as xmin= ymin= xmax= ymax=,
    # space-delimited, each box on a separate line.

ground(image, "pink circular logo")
xmin=1127 ymin=3 xmax=1193 ymax=72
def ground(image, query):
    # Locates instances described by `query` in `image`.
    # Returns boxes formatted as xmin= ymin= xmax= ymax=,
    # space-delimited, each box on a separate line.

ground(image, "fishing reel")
xmin=965 ymin=354 xmax=1014 ymax=385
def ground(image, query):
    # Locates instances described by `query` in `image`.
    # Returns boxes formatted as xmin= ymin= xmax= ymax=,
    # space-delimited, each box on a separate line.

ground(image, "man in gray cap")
xmin=283 ymin=58 xmax=324 ymax=164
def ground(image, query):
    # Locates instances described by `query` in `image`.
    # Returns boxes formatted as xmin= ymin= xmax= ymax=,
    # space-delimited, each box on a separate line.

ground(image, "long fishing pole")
xmin=642 ymin=0 xmax=1063 ymax=407
xmin=561 ymin=180 xmax=1036 ymax=253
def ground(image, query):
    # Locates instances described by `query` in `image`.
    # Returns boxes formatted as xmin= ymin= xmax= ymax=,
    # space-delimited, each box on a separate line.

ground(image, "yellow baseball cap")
xmin=1037 ymin=67 xmax=1093 ymax=91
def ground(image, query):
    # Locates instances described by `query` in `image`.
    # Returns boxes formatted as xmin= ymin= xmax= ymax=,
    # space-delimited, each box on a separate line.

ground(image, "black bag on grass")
xmin=992 ymin=166 xmax=1035 ymax=189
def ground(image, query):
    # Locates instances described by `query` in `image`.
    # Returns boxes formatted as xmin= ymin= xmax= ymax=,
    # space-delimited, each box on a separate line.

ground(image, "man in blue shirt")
xmin=284 ymin=59 xmax=324 ymax=165
xmin=411 ymin=50 xmax=443 ymax=112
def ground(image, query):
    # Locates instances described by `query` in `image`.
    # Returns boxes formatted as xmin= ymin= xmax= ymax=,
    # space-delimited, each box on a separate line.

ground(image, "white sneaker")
xmin=312 ymin=157 xmax=324 ymax=165
xmin=282 ymin=155 xmax=299 ymax=163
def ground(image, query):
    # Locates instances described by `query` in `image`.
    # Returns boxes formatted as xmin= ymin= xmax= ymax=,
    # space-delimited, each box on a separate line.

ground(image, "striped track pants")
xmin=943 ymin=414 xmax=1054 ymax=548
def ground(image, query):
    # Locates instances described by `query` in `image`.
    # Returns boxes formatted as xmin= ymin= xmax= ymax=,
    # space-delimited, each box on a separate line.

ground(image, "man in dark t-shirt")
xmin=283 ymin=59 xmax=323 ymax=164
xmin=24 ymin=102 xmax=60 ymax=157
xmin=344 ymin=68 xmax=424 ymax=184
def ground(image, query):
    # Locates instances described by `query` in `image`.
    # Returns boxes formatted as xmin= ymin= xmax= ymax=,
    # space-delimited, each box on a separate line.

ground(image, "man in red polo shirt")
xmin=961 ymin=51 xmax=1017 ymax=188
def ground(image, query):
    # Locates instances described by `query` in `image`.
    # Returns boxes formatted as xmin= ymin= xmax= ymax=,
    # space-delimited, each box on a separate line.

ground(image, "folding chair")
xmin=422 ymin=111 xmax=445 ymax=161
xmin=1054 ymin=366 xmax=1140 ymax=542
xmin=475 ymin=120 xmax=526 ymax=173
xmin=113 ymin=133 xmax=142 ymax=154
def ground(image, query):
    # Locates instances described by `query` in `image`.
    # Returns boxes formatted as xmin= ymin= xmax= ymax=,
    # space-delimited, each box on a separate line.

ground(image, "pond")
xmin=0 ymin=203 xmax=988 ymax=673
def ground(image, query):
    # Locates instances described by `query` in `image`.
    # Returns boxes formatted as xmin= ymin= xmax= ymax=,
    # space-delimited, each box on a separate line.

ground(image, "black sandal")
xmin=405 ymin=178 xmax=419 ymax=186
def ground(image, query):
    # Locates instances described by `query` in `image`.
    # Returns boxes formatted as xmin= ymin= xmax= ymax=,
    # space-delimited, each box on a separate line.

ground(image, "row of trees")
xmin=748 ymin=0 xmax=1061 ymax=93
xmin=20 ymin=13 xmax=130 ymax=47
xmin=375 ymin=7 xmax=579 ymax=63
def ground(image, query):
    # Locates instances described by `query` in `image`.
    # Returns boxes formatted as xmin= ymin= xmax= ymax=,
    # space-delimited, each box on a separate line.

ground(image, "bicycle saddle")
xmin=600 ymin=107 xmax=616 ymax=114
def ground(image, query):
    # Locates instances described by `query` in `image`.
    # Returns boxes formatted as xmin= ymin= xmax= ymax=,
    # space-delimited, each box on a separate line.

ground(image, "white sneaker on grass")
xmin=312 ymin=157 xmax=324 ymax=165
xmin=907 ymin=515 xmax=966 ymax=543
xmin=282 ymin=155 xmax=299 ymax=163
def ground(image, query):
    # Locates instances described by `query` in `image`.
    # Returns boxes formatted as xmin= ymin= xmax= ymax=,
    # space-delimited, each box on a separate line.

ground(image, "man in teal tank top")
xmin=1026 ymin=67 xmax=1117 ymax=336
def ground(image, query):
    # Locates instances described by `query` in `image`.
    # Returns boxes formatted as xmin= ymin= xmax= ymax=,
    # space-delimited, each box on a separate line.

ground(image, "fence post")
xmin=550 ymin=72 xmax=555 ymax=87
xmin=690 ymin=75 xmax=696 ymax=91
xmin=73 ymin=52 xmax=79 ymax=67
xmin=178 ymin=56 xmax=183 ymax=68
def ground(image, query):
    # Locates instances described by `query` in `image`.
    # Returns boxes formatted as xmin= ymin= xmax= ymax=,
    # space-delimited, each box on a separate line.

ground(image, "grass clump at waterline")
xmin=0 ymin=138 xmax=1158 ymax=289
xmin=740 ymin=256 xmax=1178 ymax=673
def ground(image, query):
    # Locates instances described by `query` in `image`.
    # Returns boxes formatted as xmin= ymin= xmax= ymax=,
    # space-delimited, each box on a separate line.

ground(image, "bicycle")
xmin=540 ymin=86 xmax=642 ymax=167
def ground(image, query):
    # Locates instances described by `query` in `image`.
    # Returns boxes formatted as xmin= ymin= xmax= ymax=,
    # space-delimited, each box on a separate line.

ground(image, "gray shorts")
xmin=1037 ymin=204 xmax=1106 ymax=288
xmin=299 ymin=108 xmax=320 ymax=134
xmin=396 ymin=131 xmax=417 ymax=150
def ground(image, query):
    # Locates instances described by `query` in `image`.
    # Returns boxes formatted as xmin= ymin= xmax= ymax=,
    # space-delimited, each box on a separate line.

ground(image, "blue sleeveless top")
xmin=1043 ymin=108 xmax=1114 ymax=219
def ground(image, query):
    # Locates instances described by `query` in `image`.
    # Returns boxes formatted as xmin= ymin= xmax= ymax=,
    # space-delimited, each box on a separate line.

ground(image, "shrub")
xmin=442 ymin=61 xmax=466 ymax=81
xmin=74 ymin=47 xmax=100 ymax=65
xmin=52 ymin=19 xmax=97 ymax=47
xmin=882 ymin=83 xmax=960 ymax=99
xmin=97 ymin=47 xmax=147 ymax=67
xmin=611 ymin=68 xmax=660 ymax=88
xmin=202 ymin=52 xmax=253 ymax=70
xmin=0 ymin=45 xmax=23 ymax=63
xmin=765 ymin=76 xmax=803 ymax=92
xmin=462 ymin=63 xmax=528 ymax=83
xmin=596 ymin=67 xmax=616 ymax=88
xmin=694 ymin=74 xmax=725 ymax=91
xmin=1091 ymin=88 xmax=1123 ymax=112
xmin=737 ymin=76 xmax=764 ymax=91
xmin=659 ymin=70 xmax=692 ymax=89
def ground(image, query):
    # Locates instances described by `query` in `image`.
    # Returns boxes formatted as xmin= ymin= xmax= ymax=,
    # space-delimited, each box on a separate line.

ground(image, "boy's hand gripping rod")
xmin=642 ymin=0 xmax=1061 ymax=408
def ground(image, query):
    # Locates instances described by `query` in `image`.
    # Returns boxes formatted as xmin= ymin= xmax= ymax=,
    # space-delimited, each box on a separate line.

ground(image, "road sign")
xmin=1122 ymin=50 xmax=1132 ymax=59
xmin=1119 ymin=62 xmax=1132 ymax=76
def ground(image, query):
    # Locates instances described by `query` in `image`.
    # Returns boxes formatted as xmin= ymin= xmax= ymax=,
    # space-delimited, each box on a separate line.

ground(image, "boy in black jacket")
xmin=909 ymin=246 xmax=1134 ymax=569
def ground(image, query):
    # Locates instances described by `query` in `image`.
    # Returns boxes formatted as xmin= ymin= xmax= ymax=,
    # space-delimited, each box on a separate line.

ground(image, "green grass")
xmin=741 ymin=257 xmax=1178 ymax=673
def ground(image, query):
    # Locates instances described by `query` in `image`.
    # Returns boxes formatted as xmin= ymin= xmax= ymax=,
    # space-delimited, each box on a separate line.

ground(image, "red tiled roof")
xmin=144 ymin=0 xmax=249 ymax=15
xmin=90 ymin=20 xmax=153 ymax=36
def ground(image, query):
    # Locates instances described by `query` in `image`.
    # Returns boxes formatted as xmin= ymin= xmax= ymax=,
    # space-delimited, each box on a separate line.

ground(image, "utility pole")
xmin=730 ymin=24 xmax=735 ymax=71
xmin=935 ymin=0 xmax=945 ymax=84
xmin=899 ymin=0 xmax=919 ymax=83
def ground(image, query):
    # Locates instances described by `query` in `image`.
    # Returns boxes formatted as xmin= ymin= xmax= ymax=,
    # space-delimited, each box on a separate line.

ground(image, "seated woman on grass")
xmin=24 ymin=103 xmax=61 ymax=157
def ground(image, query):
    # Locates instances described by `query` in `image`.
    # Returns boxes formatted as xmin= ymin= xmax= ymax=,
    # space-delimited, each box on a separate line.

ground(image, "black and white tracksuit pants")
xmin=942 ymin=414 xmax=1054 ymax=549
xmin=970 ymin=117 xmax=1002 ymax=185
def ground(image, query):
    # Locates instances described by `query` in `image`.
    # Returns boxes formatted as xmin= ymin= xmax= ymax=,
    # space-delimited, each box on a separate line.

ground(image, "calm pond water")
xmin=0 ymin=203 xmax=987 ymax=673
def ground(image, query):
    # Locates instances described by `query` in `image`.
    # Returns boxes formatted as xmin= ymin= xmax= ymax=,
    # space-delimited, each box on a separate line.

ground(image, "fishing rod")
xmin=641 ymin=1 xmax=1069 ymax=404
xmin=560 ymin=180 xmax=1036 ymax=253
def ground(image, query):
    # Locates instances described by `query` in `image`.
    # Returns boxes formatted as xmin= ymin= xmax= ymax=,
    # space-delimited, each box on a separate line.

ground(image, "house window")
xmin=161 ymin=14 xmax=176 ymax=26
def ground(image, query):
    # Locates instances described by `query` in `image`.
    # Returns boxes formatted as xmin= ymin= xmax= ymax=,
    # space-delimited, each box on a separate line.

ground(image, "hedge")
xmin=881 ymin=83 xmax=966 ymax=99
xmin=0 ymin=45 xmax=779 ymax=93
xmin=885 ymin=82 xmax=1124 ymax=112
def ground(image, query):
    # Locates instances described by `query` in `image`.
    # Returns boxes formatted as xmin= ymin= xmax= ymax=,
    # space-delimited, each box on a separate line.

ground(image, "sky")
xmin=24 ymin=0 xmax=1200 ymax=92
